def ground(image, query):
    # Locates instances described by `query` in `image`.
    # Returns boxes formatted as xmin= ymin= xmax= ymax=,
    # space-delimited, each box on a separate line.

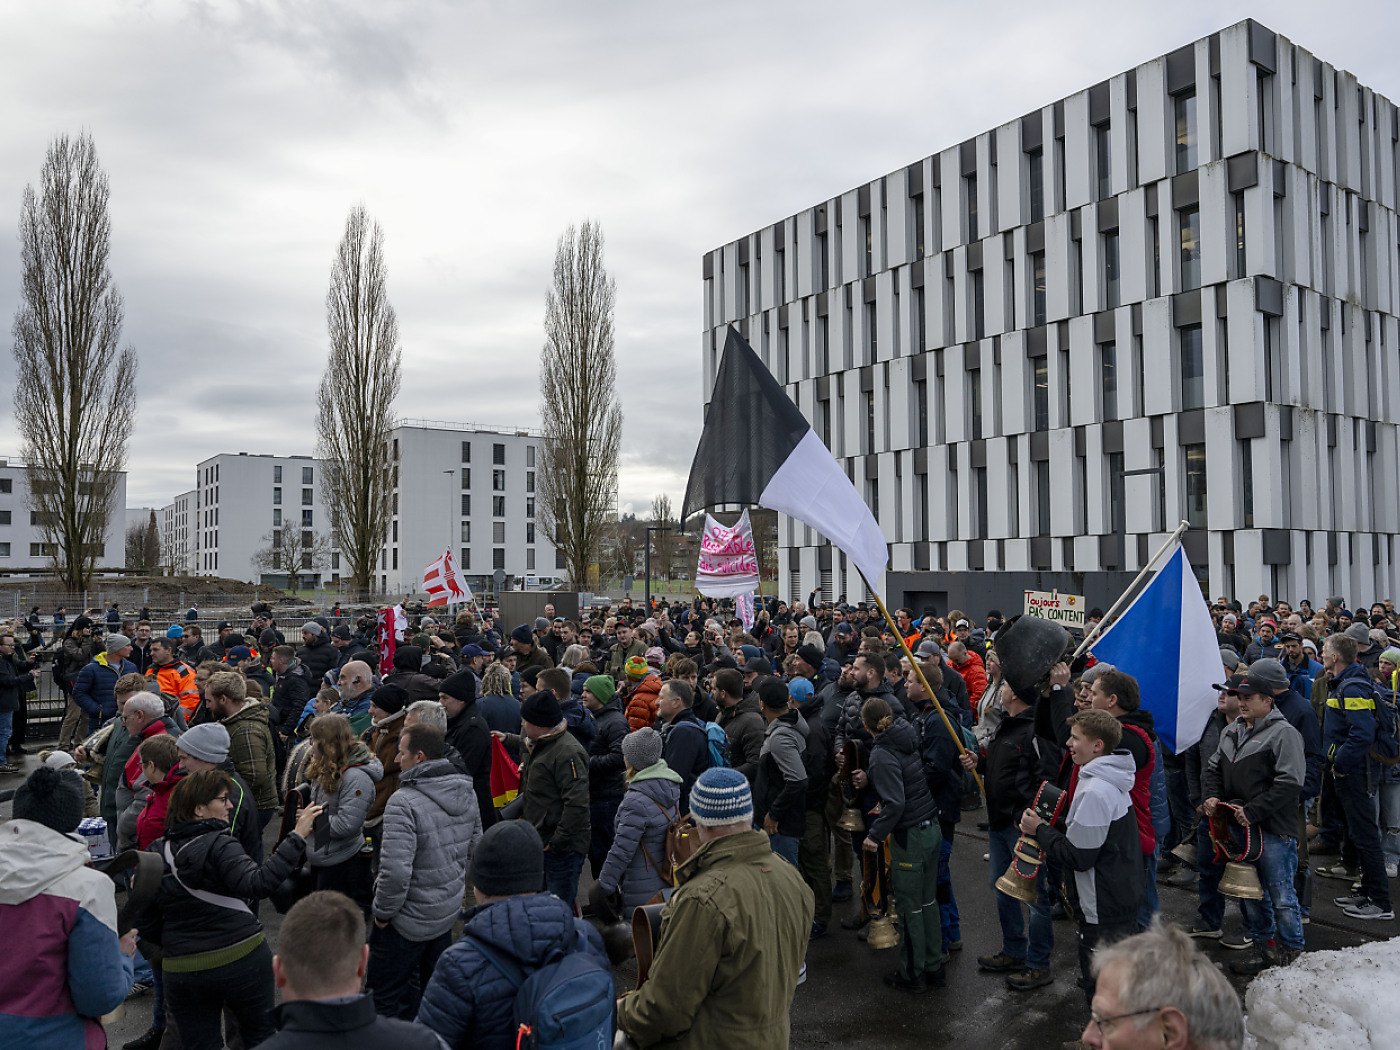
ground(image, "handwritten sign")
xmin=696 ymin=509 xmax=760 ymax=599
xmin=1024 ymin=589 xmax=1086 ymax=628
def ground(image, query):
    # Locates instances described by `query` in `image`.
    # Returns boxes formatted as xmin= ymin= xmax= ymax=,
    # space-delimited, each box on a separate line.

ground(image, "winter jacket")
xmin=598 ymin=762 xmax=684 ymax=910
xmin=1034 ymin=751 xmax=1144 ymax=927
xmin=264 ymin=995 xmax=444 ymax=1050
xmin=754 ymin=710 xmax=809 ymax=838
xmin=1185 ymin=708 xmax=1229 ymax=809
xmin=443 ymin=702 xmax=497 ymax=830
xmin=661 ymin=709 xmax=712 ymax=812
xmin=915 ymin=690 xmax=968 ymax=825
xmin=55 ymin=635 xmax=97 ymax=690
xmin=382 ymin=669 xmax=441 ymax=705
xmin=1284 ymin=656 xmax=1323 ymax=700
xmin=606 ymin=637 xmax=647 ymax=682
xmin=477 ymin=691 xmax=521 ymax=737
xmin=268 ymin=660 xmax=315 ymax=734
xmin=615 ymin=829 xmax=813 ymax=1050
xmin=1244 ymin=639 xmax=1285 ymax=664
xmin=951 ymin=651 xmax=988 ymax=705
xmin=95 ymin=721 xmax=138 ymax=828
xmin=298 ymin=635 xmax=339 ymax=683
xmin=1116 ymin=707 xmax=1158 ymax=855
xmin=72 ymin=652 xmax=138 ymax=723
xmin=223 ymin=700 xmax=280 ymax=810
xmin=0 ymin=650 xmax=35 ymax=713
xmin=834 ymin=679 xmax=896 ymax=755
xmin=977 ymin=706 xmax=1041 ymax=832
xmin=146 ymin=659 xmax=200 ymax=713
xmin=375 ymin=758 xmax=482 ymax=941
xmin=624 ymin=674 xmax=663 ymax=731
xmin=1203 ymin=707 xmax=1306 ymax=839
xmin=1272 ymin=686 xmax=1325 ymax=799
xmin=141 ymin=818 xmax=307 ymax=959
xmin=586 ymin=698 xmax=629 ymax=802
xmin=307 ymin=743 xmax=384 ymax=867
xmin=136 ymin=767 xmax=181 ymax=850
xmin=416 ymin=893 xmax=608 ymax=1050
xmin=1324 ymin=659 xmax=1381 ymax=779
xmin=0 ymin=818 xmax=133 ymax=1049
xmin=866 ymin=718 xmax=938 ymax=844
xmin=361 ymin=709 xmax=406 ymax=826
xmin=518 ymin=726 xmax=591 ymax=855
xmin=719 ymin=693 xmax=768 ymax=786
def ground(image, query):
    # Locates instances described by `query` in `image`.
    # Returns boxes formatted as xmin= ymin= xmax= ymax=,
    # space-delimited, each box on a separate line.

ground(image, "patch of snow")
xmin=1245 ymin=936 xmax=1400 ymax=1050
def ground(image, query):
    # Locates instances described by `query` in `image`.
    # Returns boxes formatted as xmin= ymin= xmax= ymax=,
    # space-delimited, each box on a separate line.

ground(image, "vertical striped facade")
xmin=702 ymin=19 xmax=1400 ymax=610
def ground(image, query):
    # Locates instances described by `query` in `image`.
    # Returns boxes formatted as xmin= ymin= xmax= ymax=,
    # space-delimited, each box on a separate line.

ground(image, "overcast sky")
xmin=1 ymin=0 xmax=1397 ymax=516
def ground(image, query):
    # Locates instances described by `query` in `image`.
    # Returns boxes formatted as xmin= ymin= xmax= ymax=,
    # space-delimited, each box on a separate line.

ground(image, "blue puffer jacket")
xmin=416 ymin=893 xmax=609 ymax=1050
xmin=72 ymin=652 xmax=139 ymax=722
xmin=597 ymin=762 xmax=683 ymax=911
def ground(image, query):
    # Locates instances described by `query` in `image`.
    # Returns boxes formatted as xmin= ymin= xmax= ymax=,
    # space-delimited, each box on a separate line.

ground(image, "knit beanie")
xmin=645 ymin=646 xmax=665 ymax=670
xmin=689 ymin=767 xmax=754 ymax=828
xmin=301 ymin=621 xmax=324 ymax=636
xmin=372 ymin=683 xmax=409 ymax=715
xmin=178 ymin=723 xmax=231 ymax=764
xmin=521 ymin=688 xmax=563 ymax=729
xmin=583 ymin=675 xmax=616 ymax=705
xmin=259 ymin=629 xmax=280 ymax=649
xmin=1382 ymin=648 xmax=1400 ymax=667
xmin=438 ymin=670 xmax=477 ymax=705
xmin=795 ymin=643 xmax=825 ymax=669
xmin=470 ymin=819 xmax=544 ymax=896
xmin=510 ymin=624 xmax=534 ymax=646
xmin=104 ymin=633 xmax=131 ymax=653
xmin=625 ymin=656 xmax=649 ymax=681
xmin=623 ymin=727 xmax=663 ymax=771
xmin=393 ymin=645 xmax=424 ymax=671
xmin=13 ymin=767 xmax=87 ymax=834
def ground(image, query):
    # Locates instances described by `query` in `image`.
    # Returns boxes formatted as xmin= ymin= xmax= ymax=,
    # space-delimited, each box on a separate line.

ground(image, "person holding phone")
xmin=139 ymin=769 xmax=322 ymax=1050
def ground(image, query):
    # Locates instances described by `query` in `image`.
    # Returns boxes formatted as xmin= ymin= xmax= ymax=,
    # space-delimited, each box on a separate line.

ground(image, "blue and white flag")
xmin=1089 ymin=544 xmax=1219 ymax=752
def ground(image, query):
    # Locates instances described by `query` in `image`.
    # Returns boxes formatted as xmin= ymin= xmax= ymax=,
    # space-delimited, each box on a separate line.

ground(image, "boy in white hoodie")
xmin=1019 ymin=708 xmax=1144 ymax=1003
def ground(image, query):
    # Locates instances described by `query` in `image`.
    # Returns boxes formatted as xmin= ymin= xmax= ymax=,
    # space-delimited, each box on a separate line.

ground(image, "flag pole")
xmin=860 ymin=572 xmax=985 ymax=798
xmin=1070 ymin=520 xmax=1191 ymax=662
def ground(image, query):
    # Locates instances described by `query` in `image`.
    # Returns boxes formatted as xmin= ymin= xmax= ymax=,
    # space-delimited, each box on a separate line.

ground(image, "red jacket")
xmin=137 ymin=767 xmax=182 ymax=849
xmin=624 ymin=674 xmax=662 ymax=731
xmin=123 ymin=718 xmax=170 ymax=791
xmin=953 ymin=651 xmax=988 ymax=709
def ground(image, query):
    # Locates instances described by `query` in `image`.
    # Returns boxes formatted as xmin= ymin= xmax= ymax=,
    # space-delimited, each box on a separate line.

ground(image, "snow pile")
xmin=1245 ymin=936 xmax=1400 ymax=1050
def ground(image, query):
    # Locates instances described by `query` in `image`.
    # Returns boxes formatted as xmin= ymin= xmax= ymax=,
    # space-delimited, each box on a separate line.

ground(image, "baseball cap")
xmin=1210 ymin=672 xmax=1249 ymax=693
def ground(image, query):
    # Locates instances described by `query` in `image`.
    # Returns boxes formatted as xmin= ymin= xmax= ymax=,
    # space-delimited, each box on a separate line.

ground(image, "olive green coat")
xmin=617 ymin=829 xmax=814 ymax=1049
xmin=519 ymin=726 xmax=591 ymax=855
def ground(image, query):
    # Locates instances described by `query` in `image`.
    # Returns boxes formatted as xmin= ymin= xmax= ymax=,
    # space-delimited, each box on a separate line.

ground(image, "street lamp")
xmin=644 ymin=525 xmax=671 ymax=614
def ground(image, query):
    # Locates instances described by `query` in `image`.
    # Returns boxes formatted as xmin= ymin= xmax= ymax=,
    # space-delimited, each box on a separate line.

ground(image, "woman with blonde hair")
xmin=303 ymin=713 xmax=383 ymax=911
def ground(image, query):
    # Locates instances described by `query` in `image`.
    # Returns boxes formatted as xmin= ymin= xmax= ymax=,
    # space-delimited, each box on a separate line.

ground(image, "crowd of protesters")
xmin=7 ymin=587 xmax=1397 ymax=1049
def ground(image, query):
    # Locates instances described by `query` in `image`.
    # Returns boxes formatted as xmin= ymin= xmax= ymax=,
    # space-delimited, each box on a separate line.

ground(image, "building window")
xmin=865 ymin=390 xmax=876 ymax=454
xmin=492 ymin=469 xmax=506 ymax=491
xmin=493 ymin=443 xmax=505 ymax=465
xmin=301 ymin=488 xmax=313 ymax=506
xmin=493 ymin=496 xmax=505 ymax=516
xmin=0 ymin=543 xmax=8 ymax=557
xmin=0 ymin=511 xmax=8 ymax=526
xmin=1240 ymin=440 xmax=1254 ymax=527
xmin=273 ymin=487 xmax=281 ymax=505
xmin=273 ymin=509 xmax=281 ymax=526
xmin=1028 ymin=147 xmax=1044 ymax=223
xmin=461 ymin=467 xmax=471 ymax=489
xmin=461 ymin=521 xmax=471 ymax=543
xmin=1183 ymin=443 xmax=1208 ymax=527
xmin=461 ymin=494 xmax=471 ymax=516
xmin=1033 ymin=357 xmax=1049 ymax=431
xmin=1180 ymin=324 xmax=1204 ymax=410
xmin=1032 ymin=252 xmax=1046 ymax=326
xmin=965 ymin=173 xmax=978 ymax=241
xmin=1100 ymin=341 xmax=1117 ymax=421
xmin=1174 ymin=91 xmax=1198 ymax=174
xmin=526 ymin=497 xmax=535 ymax=518
xmin=300 ymin=530 xmax=311 ymax=548
xmin=526 ymin=445 xmax=535 ymax=467
xmin=526 ymin=522 xmax=536 ymax=544
xmin=30 ymin=542 xmax=55 ymax=557
xmin=1179 ymin=206 xmax=1201 ymax=291
xmin=912 ymin=194 xmax=925 ymax=260
xmin=391 ymin=520 xmax=398 ymax=542
xmin=916 ymin=380 xmax=929 ymax=447
xmin=332 ymin=551 xmax=339 ymax=570
xmin=1102 ymin=230 xmax=1120 ymax=309
xmin=302 ymin=509 xmax=313 ymax=528
xmin=302 ymin=466 xmax=313 ymax=485
xmin=1059 ymin=347 xmax=1072 ymax=423
xmin=968 ymin=369 xmax=983 ymax=440
xmin=1149 ymin=216 xmax=1161 ymax=297
xmin=493 ymin=521 xmax=506 ymax=543
xmin=1035 ymin=460 xmax=1051 ymax=536
xmin=865 ymin=301 xmax=877 ymax=362
xmin=273 ymin=465 xmax=282 ymax=483
xmin=492 ymin=548 xmax=506 ymax=570
xmin=1233 ymin=192 xmax=1246 ymax=278
xmin=1094 ymin=123 xmax=1112 ymax=200
xmin=860 ymin=215 xmax=872 ymax=278
xmin=391 ymin=548 xmax=398 ymax=570
xmin=462 ymin=441 xmax=471 ymax=462
xmin=971 ymin=269 xmax=985 ymax=340
xmin=460 ymin=548 xmax=470 ymax=570
xmin=526 ymin=471 xmax=535 ymax=493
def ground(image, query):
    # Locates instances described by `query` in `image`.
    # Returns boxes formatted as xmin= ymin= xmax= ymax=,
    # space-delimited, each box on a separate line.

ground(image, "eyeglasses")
xmin=1087 ymin=1006 xmax=1164 ymax=1037
xmin=211 ymin=795 xmax=231 ymax=805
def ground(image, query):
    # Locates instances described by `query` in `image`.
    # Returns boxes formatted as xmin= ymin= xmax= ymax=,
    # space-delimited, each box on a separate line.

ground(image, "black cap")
xmin=742 ymin=655 xmax=773 ymax=676
xmin=471 ymin=820 xmax=545 ymax=896
xmin=439 ymin=669 xmax=477 ymax=704
xmin=1210 ymin=672 xmax=1250 ymax=693
xmin=756 ymin=676 xmax=789 ymax=710
xmin=331 ymin=624 xmax=352 ymax=640
xmin=521 ymin=688 xmax=563 ymax=728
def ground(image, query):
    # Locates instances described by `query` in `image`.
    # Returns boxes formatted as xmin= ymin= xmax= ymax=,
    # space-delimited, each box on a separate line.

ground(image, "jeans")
xmin=937 ymin=818 xmax=961 ymax=950
xmin=1380 ymin=781 xmax=1400 ymax=869
xmin=1195 ymin=820 xmax=1227 ymax=931
xmin=0 ymin=710 xmax=11 ymax=759
xmin=891 ymin=822 xmax=946 ymax=980
xmin=798 ymin=809 xmax=833 ymax=924
xmin=1241 ymin=831 xmax=1305 ymax=951
xmin=987 ymin=826 xmax=1052 ymax=965
xmin=1137 ymin=848 xmax=1160 ymax=930
xmin=133 ymin=947 xmax=154 ymax=985
xmin=163 ymin=941 xmax=276 ymax=1050
xmin=769 ymin=833 xmax=800 ymax=869
xmin=589 ymin=797 xmax=621 ymax=878
xmin=153 ymin=966 xmax=166 ymax=1030
xmin=366 ymin=923 xmax=451 ymax=1020
xmin=543 ymin=850 xmax=586 ymax=908
xmin=1335 ymin=772 xmax=1391 ymax=909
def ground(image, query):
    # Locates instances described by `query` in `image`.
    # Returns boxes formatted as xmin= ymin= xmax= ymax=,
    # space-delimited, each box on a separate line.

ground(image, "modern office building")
xmin=160 ymin=491 xmax=196 ymax=576
xmin=383 ymin=420 xmax=560 ymax=596
xmin=702 ymin=18 xmax=1400 ymax=613
xmin=0 ymin=458 xmax=128 ymax=574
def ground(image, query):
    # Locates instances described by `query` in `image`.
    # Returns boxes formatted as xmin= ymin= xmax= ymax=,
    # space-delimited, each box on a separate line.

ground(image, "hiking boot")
xmin=1333 ymin=894 xmax=1369 ymax=909
xmin=0 ymin=764 xmax=20 ymax=775
xmin=1187 ymin=921 xmax=1222 ymax=939
xmin=123 ymin=1025 xmax=165 ymax=1050
xmin=977 ymin=952 xmax=1025 ymax=973
xmin=927 ymin=963 xmax=948 ymax=988
xmin=944 ymin=938 xmax=963 ymax=952
xmin=1273 ymin=946 xmax=1303 ymax=967
xmin=1006 ymin=967 xmax=1053 ymax=991
xmin=1315 ymin=863 xmax=1361 ymax=881
xmin=1228 ymin=947 xmax=1275 ymax=976
xmin=1342 ymin=901 xmax=1396 ymax=920
xmin=831 ymin=880 xmax=853 ymax=902
xmin=1219 ymin=929 xmax=1253 ymax=950
xmin=883 ymin=969 xmax=928 ymax=993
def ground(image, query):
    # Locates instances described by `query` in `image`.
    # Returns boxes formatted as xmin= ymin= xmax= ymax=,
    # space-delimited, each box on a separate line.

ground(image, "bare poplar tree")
xmin=316 ymin=205 xmax=400 ymax=596
xmin=650 ymin=494 xmax=675 ymax=579
xmin=537 ymin=222 xmax=622 ymax=588
xmin=11 ymin=133 xmax=136 ymax=591
xmin=250 ymin=527 xmax=333 ymax=593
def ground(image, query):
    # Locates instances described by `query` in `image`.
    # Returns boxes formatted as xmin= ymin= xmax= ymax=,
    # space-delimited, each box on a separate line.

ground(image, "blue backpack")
xmin=465 ymin=921 xmax=614 ymax=1050
xmin=705 ymin=721 xmax=729 ymax=768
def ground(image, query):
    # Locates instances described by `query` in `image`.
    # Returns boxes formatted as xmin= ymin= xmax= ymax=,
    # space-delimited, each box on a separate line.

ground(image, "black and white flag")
xmin=680 ymin=326 xmax=888 ymax=588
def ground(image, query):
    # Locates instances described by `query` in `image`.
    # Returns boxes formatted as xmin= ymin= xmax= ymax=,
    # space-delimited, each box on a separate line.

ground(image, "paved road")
xmin=1 ymin=751 xmax=1387 ymax=1049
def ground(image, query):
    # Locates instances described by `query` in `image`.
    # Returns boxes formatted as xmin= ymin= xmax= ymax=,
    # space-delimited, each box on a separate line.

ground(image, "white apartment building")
xmin=703 ymin=18 xmax=1400 ymax=613
xmin=0 ymin=458 xmax=128 ymax=573
xmin=160 ymin=491 xmax=196 ymax=576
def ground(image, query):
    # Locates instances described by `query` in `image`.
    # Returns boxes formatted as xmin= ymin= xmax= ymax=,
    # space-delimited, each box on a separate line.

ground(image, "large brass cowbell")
xmin=995 ymin=838 xmax=1044 ymax=904
xmin=1218 ymin=861 xmax=1265 ymax=900
xmin=836 ymin=805 xmax=866 ymax=832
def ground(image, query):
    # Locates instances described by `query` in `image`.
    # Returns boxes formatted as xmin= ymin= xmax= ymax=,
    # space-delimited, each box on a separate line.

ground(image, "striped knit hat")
xmin=688 ymin=767 xmax=754 ymax=827
xmin=625 ymin=655 xmax=649 ymax=681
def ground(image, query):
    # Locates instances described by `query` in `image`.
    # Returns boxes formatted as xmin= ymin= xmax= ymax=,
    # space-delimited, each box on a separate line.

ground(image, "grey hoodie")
xmin=307 ymin=745 xmax=385 ymax=867
xmin=375 ymin=757 xmax=482 ymax=941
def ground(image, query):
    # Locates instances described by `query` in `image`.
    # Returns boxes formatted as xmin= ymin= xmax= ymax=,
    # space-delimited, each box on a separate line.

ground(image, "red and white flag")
xmin=423 ymin=548 xmax=470 ymax=607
